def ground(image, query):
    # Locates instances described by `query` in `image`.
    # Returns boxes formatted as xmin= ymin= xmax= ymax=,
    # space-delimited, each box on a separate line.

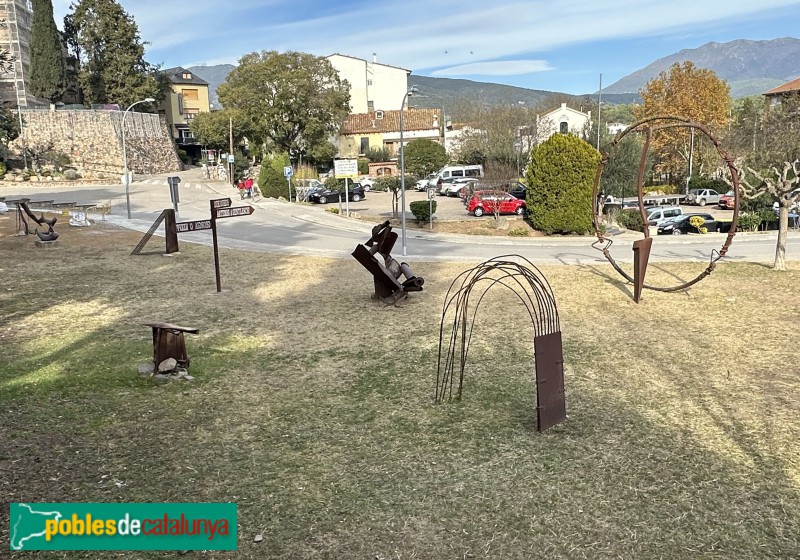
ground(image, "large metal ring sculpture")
xmin=592 ymin=115 xmax=741 ymax=297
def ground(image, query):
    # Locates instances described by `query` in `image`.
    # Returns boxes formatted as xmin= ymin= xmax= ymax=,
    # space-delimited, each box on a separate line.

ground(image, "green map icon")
xmin=9 ymin=503 xmax=63 ymax=551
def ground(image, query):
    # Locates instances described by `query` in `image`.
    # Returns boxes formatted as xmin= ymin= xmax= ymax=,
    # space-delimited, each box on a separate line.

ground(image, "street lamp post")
xmin=122 ymin=97 xmax=155 ymax=219
xmin=399 ymin=85 xmax=418 ymax=257
xmin=514 ymin=141 xmax=521 ymax=178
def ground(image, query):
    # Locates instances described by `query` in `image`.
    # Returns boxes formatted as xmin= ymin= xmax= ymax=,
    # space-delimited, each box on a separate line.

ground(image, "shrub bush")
xmin=526 ymin=134 xmax=599 ymax=234
xmin=375 ymin=176 xmax=400 ymax=192
xmin=0 ymin=161 xmax=7 ymax=178
xmin=409 ymin=200 xmax=436 ymax=222
xmin=737 ymin=212 xmax=761 ymax=232
xmin=63 ymin=168 xmax=79 ymax=180
xmin=617 ymin=209 xmax=644 ymax=232
xmin=508 ymin=226 xmax=529 ymax=237
xmin=258 ymin=153 xmax=291 ymax=198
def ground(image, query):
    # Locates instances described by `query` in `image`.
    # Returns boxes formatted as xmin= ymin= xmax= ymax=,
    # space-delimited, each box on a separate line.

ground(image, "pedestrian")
xmin=245 ymin=176 xmax=254 ymax=199
xmin=237 ymin=179 xmax=246 ymax=199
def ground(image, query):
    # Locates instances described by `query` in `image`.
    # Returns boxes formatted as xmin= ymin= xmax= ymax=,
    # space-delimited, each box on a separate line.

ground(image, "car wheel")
xmin=352 ymin=194 xmax=362 ymax=202
xmin=473 ymin=207 xmax=484 ymax=217
xmin=515 ymin=206 xmax=524 ymax=215
xmin=318 ymin=196 xmax=327 ymax=204
xmin=363 ymin=185 xmax=370 ymax=192
xmin=672 ymin=228 xmax=682 ymax=235
xmin=698 ymin=198 xmax=707 ymax=206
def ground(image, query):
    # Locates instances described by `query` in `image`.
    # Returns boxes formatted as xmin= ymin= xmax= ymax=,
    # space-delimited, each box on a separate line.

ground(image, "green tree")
xmin=526 ymin=134 xmax=600 ymax=234
xmin=258 ymin=152 xmax=292 ymax=199
xmin=634 ymin=62 xmax=731 ymax=178
xmin=67 ymin=0 xmax=169 ymax=107
xmin=0 ymin=106 xmax=21 ymax=161
xmin=30 ymin=0 xmax=66 ymax=101
xmin=189 ymin=109 xmax=252 ymax=151
xmin=403 ymin=138 xmax=447 ymax=178
xmin=217 ymin=51 xmax=350 ymax=166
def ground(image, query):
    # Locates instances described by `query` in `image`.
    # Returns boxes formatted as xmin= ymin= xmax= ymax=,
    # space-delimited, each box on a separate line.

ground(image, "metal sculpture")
xmin=14 ymin=200 xmax=59 ymax=241
xmin=436 ymin=255 xmax=566 ymax=432
xmin=592 ymin=115 xmax=741 ymax=301
xmin=352 ymin=221 xmax=424 ymax=304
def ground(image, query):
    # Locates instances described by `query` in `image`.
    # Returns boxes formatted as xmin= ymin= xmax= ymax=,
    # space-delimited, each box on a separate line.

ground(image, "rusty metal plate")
xmin=632 ymin=236 xmax=653 ymax=303
xmin=534 ymin=331 xmax=566 ymax=432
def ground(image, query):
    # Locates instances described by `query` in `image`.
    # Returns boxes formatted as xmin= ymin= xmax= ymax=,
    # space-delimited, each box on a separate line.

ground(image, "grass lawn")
xmin=1 ymin=215 xmax=799 ymax=559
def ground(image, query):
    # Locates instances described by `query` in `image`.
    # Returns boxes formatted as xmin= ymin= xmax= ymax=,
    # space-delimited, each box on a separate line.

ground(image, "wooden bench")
xmin=146 ymin=322 xmax=200 ymax=371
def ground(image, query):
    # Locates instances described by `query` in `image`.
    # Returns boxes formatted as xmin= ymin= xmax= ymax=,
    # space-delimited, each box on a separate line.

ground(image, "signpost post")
xmin=334 ymin=158 xmax=358 ymax=217
xmin=283 ymin=166 xmax=293 ymax=201
xmin=172 ymin=197 xmax=255 ymax=293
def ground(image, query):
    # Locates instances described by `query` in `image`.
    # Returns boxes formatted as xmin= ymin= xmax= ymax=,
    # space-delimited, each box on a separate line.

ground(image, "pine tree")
xmin=30 ymin=0 xmax=67 ymax=101
xmin=67 ymin=0 xmax=168 ymax=107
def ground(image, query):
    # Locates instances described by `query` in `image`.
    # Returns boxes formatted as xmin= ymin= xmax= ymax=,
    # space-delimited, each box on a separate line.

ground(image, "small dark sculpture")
xmin=18 ymin=202 xmax=59 ymax=241
xmin=352 ymin=221 xmax=424 ymax=304
xmin=436 ymin=255 xmax=566 ymax=432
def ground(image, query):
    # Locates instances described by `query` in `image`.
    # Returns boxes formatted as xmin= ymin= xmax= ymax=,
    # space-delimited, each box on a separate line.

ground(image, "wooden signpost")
xmin=173 ymin=197 xmax=255 ymax=292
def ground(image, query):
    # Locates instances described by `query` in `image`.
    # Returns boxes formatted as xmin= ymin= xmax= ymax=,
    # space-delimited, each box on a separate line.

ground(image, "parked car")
xmin=657 ymin=213 xmax=717 ymax=235
xmin=445 ymin=177 xmax=479 ymax=197
xmin=309 ymin=183 xmax=366 ymax=204
xmin=686 ymin=188 xmax=721 ymax=206
xmin=415 ymin=174 xmax=436 ymax=191
xmin=509 ymin=182 xmax=527 ymax=200
xmin=646 ymin=205 xmax=683 ymax=226
xmin=718 ymin=190 xmax=735 ymax=209
xmin=358 ymin=177 xmax=375 ymax=191
xmin=467 ymin=191 xmax=527 ymax=217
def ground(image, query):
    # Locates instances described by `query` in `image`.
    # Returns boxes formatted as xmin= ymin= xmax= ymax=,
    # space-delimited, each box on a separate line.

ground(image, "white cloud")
xmin=433 ymin=60 xmax=552 ymax=76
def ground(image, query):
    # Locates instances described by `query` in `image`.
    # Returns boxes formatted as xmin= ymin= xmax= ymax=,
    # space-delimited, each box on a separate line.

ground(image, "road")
xmin=3 ymin=178 xmax=799 ymax=265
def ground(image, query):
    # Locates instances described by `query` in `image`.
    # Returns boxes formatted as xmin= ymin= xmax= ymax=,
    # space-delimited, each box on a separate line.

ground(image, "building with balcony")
xmin=159 ymin=66 xmax=211 ymax=156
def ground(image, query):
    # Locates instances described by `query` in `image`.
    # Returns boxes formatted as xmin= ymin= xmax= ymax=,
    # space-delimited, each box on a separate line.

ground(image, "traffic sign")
xmin=175 ymin=219 xmax=212 ymax=233
xmin=227 ymin=154 xmax=235 ymax=163
xmin=334 ymin=158 xmax=358 ymax=179
xmin=427 ymin=187 xmax=436 ymax=200
xmin=211 ymin=198 xmax=232 ymax=210
xmin=283 ymin=166 xmax=293 ymax=178
xmin=214 ymin=205 xmax=255 ymax=219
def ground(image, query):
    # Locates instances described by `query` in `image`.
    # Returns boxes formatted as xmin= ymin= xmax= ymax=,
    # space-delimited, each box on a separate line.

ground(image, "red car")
xmin=718 ymin=190 xmax=735 ymax=209
xmin=467 ymin=190 xmax=527 ymax=217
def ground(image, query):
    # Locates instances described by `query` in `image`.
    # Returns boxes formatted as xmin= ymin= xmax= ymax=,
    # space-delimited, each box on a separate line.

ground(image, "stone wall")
xmin=10 ymin=109 xmax=183 ymax=178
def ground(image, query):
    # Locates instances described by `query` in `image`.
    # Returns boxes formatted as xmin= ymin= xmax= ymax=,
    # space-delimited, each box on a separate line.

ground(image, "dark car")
xmin=309 ymin=183 xmax=365 ymax=204
xmin=657 ymin=213 xmax=717 ymax=235
xmin=509 ymin=182 xmax=527 ymax=200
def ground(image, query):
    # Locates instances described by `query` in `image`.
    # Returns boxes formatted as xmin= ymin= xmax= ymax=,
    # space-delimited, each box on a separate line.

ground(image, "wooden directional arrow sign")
xmin=211 ymin=198 xmax=232 ymax=210
xmin=214 ymin=205 xmax=255 ymax=219
xmin=175 ymin=219 xmax=213 ymax=233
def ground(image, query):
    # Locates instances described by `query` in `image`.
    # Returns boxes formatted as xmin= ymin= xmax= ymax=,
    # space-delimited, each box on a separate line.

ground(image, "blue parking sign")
xmin=283 ymin=166 xmax=293 ymax=178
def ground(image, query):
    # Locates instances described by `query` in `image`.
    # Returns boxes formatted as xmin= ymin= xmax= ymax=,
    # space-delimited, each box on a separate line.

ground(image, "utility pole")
xmin=229 ymin=117 xmax=234 ymax=185
xmin=596 ymin=73 xmax=602 ymax=151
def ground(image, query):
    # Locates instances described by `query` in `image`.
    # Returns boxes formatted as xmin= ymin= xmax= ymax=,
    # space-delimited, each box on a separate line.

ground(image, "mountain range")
xmin=187 ymin=37 xmax=800 ymax=112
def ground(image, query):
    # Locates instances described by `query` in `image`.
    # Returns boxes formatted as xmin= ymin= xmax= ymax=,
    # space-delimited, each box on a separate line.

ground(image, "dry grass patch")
xmin=1 ymin=214 xmax=799 ymax=559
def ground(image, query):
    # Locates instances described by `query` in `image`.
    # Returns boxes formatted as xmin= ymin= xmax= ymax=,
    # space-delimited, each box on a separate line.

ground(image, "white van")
xmin=646 ymin=206 xmax=683 ymax=226
xmin=428 ymin=165 xmax=484 ymax=187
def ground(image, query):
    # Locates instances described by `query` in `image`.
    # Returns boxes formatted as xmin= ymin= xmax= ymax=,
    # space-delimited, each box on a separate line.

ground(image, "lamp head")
xmin=144 ymin=97 xmax=155 ymax=103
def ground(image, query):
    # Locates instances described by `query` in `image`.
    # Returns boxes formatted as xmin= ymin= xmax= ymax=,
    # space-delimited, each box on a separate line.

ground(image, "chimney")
xmin=372 ymin=52 xmax=377 ymax=63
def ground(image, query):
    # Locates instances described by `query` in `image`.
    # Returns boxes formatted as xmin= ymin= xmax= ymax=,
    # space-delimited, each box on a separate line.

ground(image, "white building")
xmin=607 ymin=122 xmax=628 ymax=135
xmin=537 ymin=103 xmax=591 ymax=142
xmin=326 ymin=53 xmax=411 ymax=114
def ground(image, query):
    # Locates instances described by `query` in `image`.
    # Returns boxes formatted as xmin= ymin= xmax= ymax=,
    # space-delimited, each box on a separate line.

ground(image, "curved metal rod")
xmin=436 ymin=256 xmax=561 ymax=403
xmin=591 ymin=115 xmax=741 ymax=293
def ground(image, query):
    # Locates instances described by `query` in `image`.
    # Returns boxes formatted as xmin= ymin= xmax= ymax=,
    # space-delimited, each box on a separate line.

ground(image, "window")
xmin=182 ymin=73 xmax=192 ymax=79
xmin=367 ymin=79 xmax=373 ymax=86
xmin=179 ymin=129 xmax=195 ymax=140
xmin=184 ymin=108 xmax=199 ymax=120
xmin=360 ymin=137 xmax=369 ymax=154
xmin=368 ymin=101 xmax=374 ymax=112
xmin=452 ymin=170 xmax=464 ymax=177
xmin=665 ymin=209 xmax=681 ymax=218
xmin=559 ymin=121 xmax=569 ymax=134
xmin=465 ymin=168 xmax=481 ymax=177
xmin=182 ymin=89 xmax=199 ymax=101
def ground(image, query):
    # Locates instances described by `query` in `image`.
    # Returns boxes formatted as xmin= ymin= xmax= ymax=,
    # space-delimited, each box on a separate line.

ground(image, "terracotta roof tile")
xmin=764 ymin=77 xmax=800 ymax=95
xmin=341 ymin=108 xmax=441 ymax=134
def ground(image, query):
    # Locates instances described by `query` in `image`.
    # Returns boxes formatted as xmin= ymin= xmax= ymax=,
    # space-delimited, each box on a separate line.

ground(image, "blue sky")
xmin=53 ymin=0 xmax=800 ymax=94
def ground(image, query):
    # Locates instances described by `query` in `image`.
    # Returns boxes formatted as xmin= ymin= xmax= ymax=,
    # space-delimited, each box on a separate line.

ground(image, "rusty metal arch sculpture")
xmin=592 ymin=115 xmax=741 ymax=298
xmin=435 ymin=255 xmax=566 ymax=432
